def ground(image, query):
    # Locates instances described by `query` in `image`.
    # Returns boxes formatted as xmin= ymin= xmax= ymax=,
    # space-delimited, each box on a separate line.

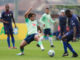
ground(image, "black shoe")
xmin=51 ymin=45 xmax=54 ymax=47
xmin=36 ymin=44 xmax=40 ymax=47
xmin=72 ymin=53 xmax=78 ymax=57
xmin=62 ymin=53 xmax=69 ymax=57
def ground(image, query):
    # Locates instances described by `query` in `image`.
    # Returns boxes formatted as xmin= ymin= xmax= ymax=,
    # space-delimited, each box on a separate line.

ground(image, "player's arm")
xmin=73 ymin=26 xmax=76 ymax=41
xmin=49 ymin=15 xmax=56 ymax=24
xmin=1 ymin=12 xmax=8 ymax=23
xmin=24 ymin=8 xmax=32 ymax=18
xmin=12 ymin=14 xmax=16 ymax=28
xmin=0 ymin=19 xmax=8 ymax=23
xmin=72 ymin=20 xmax=77 ymax=41
xmin=37 ymin=25 xmax=42 ymax=33
xmin=40 ymin=15 xmax=45 ymax=25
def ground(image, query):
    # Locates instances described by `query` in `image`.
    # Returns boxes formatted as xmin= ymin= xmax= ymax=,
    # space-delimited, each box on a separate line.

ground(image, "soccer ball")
xmin=48 ymin=50 xmax=55 ymax=57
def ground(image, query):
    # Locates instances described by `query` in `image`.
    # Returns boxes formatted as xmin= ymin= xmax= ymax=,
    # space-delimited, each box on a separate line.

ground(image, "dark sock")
xmin=7 ymin=36 xmax=10 ymax=47
xmin=20 ymin=47 xmax=24 ymax=53
xmin=11 ymin=37 xmax=15 ymax=47
xmin=63 ymin=41 xmax=68 ymax=53
xmin=67 ymin=43 xmax=77 ymax=54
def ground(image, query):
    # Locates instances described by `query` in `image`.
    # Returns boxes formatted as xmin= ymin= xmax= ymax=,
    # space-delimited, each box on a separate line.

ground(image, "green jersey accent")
xmin=40 ymin=13 xmax=55 ymax=29
xmin=25 ymin=18 xmax=37 ymax=35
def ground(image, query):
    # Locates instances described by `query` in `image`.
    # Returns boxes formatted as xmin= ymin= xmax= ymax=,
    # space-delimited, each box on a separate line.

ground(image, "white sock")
xmin=39 ymin=36 xmax=44 ymax=41
xmin=38 ymin=41 xmax=44 ymax=50
xmin=49 ymin=37 xmax=53 ymax=46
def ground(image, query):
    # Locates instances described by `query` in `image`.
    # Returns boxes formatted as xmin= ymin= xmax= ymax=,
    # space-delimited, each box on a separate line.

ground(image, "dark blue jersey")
xmin=59 ymin=16 xmax=67 ymax=34
xmin=59 ymin=16 xmax=67 ymax=26
xmin=1 ymin=11 xmax=13 ymax=26
xmin=68 ymin=14 xmax=79 ymax=33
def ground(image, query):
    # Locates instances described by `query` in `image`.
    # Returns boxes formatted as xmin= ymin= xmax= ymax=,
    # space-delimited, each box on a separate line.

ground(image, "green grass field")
xmin=0 ymin=39 xmax=80 ymax=60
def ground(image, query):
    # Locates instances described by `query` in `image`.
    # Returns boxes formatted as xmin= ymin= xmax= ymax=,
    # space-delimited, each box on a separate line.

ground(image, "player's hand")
xmin=4 ymin=21 xmax=9 ymax=24
xmin=73 ymin=37 xmax=76 ymax=42
xmin=43 ymin=24 xmax=45 ymax=27
xmin=15 ymin=25 xmax=17 ymax=28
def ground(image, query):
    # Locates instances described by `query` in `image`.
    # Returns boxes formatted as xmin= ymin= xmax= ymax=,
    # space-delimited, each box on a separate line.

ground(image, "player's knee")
xmin=20 ymin=45 xmax=24 ymax=48
xmin=34 ymin=35 xmax=39 ymax=41
xmin=61 ymin=35 xmax=66 ymax=40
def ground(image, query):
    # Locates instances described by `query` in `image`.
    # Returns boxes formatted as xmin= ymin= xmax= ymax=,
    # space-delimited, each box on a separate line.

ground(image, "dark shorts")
xmin=44 ymin=28 xmax=52 ymax=36
xmin=24 ymin=33 xmax=36 ymax=44
xmin=4 ymin=25 xmax=13 ymax=34
xmin=64 ymin=30 xmax=73 ymax=42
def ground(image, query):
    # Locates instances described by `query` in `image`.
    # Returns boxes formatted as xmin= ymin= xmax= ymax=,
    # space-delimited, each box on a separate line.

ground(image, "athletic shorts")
xmin=4 ymin=25 xmax=13 ymax=34
xmin=44 ymin=28 xmax=52 ymax=36
xmin=24 ymin=33 xmax=37 ymax=44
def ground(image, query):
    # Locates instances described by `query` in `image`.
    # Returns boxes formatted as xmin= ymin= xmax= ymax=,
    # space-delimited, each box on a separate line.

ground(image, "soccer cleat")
xmin=51 ymin=45 xmax=54 ymax=48
xmin=72 ymin=53 xmax=78 ymax=57
xmin=17 ymin=53 xmax=24 ymax=56
xmin=8 ymin=47 xmax=12 ymax=48
xmin=62 ymin=53 xmax=69 ymax=57
xmin=36 ymin=44 xmax=40 ymax=47
xmin=41 ymin=48 xmax=45 ymax=51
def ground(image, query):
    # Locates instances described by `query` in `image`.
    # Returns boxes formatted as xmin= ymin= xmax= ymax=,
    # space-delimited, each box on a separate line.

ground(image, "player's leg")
xmin=7 ymin=34 xmax=11 ymax=48
xmin=10 ymin=27 xmax=16 ymax=48
xmin=36 ymin=36 xmax=44 ymax=47
xmin=62 ymin=32 xmax=78 ymax=57
xmin=17 ymin=40 xmax=27 ymax=55
xmin=62 ymin=35 xmax=68 ymax=57
xmin=48 ymin=29 xmax=54 ymax=47
xmin=66 ymin=34 xmax=78 ymax=57
xmin=4 ymin=26 xmax=11 ymax=48
xmin=10 ymin=34 xmax=16 ymax=48
xmin=34 ymin=34 xmax=45 ymax=51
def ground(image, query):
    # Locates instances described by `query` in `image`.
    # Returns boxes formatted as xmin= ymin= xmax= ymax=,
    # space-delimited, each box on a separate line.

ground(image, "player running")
xmin=39 ymin=8 xmax=56 ymax=47
xmin=17 ymin=8 xmax=44 ymax=56
xmin=1 ymin=4 xmax=17 ymax=48
xmin=62 ymin=10 xmax=79 ymax=57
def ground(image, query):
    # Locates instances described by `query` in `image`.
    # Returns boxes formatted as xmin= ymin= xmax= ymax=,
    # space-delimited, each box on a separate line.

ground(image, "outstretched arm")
xmin=24 ymin=8 xmax=32 ymax=18
xmin=12 ymin=14 xmax=16 ymax=28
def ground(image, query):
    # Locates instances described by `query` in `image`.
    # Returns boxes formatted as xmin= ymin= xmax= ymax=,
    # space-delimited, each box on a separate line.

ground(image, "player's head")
xmin=60 ymin=10 xmax=65 ymax=16
xmin=28 ymin=13 xmax=36 ymax=21
xmin=65 ymin=9 xmax=72 ymax=17
xmin=5 ymin=4 xmax=10 ymax=12
xmin=45 ymin=8 xmax=49 ymax=14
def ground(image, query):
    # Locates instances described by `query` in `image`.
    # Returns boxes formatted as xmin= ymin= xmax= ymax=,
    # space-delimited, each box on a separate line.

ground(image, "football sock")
xmin=7 ymin=36 xmax=10 ymax=47
xmin=63 ymin=41 xmax=68 ymax=53
xmin=11 ymin=37 xmax=15 ymax=47
xmin=38 ymin=41 xmax=44 ymax=50
xmin=67 ymin=43 xmax=77 ymax=54
xmin=49 ymin=37 xmax=53 ymax=46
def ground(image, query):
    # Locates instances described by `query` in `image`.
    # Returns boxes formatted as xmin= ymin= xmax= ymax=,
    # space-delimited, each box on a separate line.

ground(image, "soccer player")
xmin=62 ymin=10 xmax=79 ymax=57
xmin=59 ymin=10 xmax=67 ymax=38
xmin=17 ymin=8 xmax=44 ymax=55
xmin=1 ymin=4 xmax=16 ymax=48
xmin=39 ymin=8 xmax=56 ymax=47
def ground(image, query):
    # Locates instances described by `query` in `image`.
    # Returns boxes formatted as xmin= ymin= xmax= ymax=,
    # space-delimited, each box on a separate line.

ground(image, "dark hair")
xmin=28 ymin=13 xmax=36 ymax=18
xmin=46 ymin=8 xmax=49 ymax=10
xmin=65 ymin=9 xmax=71 ymax=15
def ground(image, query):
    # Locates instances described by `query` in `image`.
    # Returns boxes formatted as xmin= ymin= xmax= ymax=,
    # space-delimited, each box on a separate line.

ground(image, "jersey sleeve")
xmin=11 ymin=11 xmax=14 ymax=18
xmin=1 ymin=12 xmax=4 ymax=20
xmin=25 ymin=18 xmax=29 ymax=23
xmin=49 ymin=15 xmax=55 ymax=24
xmin=40 ymin=14 xmax=45 ymax=24
xmin=71 ymin=20 xmax=76 ymax=27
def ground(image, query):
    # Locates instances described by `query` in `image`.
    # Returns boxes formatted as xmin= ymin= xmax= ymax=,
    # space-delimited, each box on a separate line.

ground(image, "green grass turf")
xmin=0 ymin=39 xmax=80 ymax=60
